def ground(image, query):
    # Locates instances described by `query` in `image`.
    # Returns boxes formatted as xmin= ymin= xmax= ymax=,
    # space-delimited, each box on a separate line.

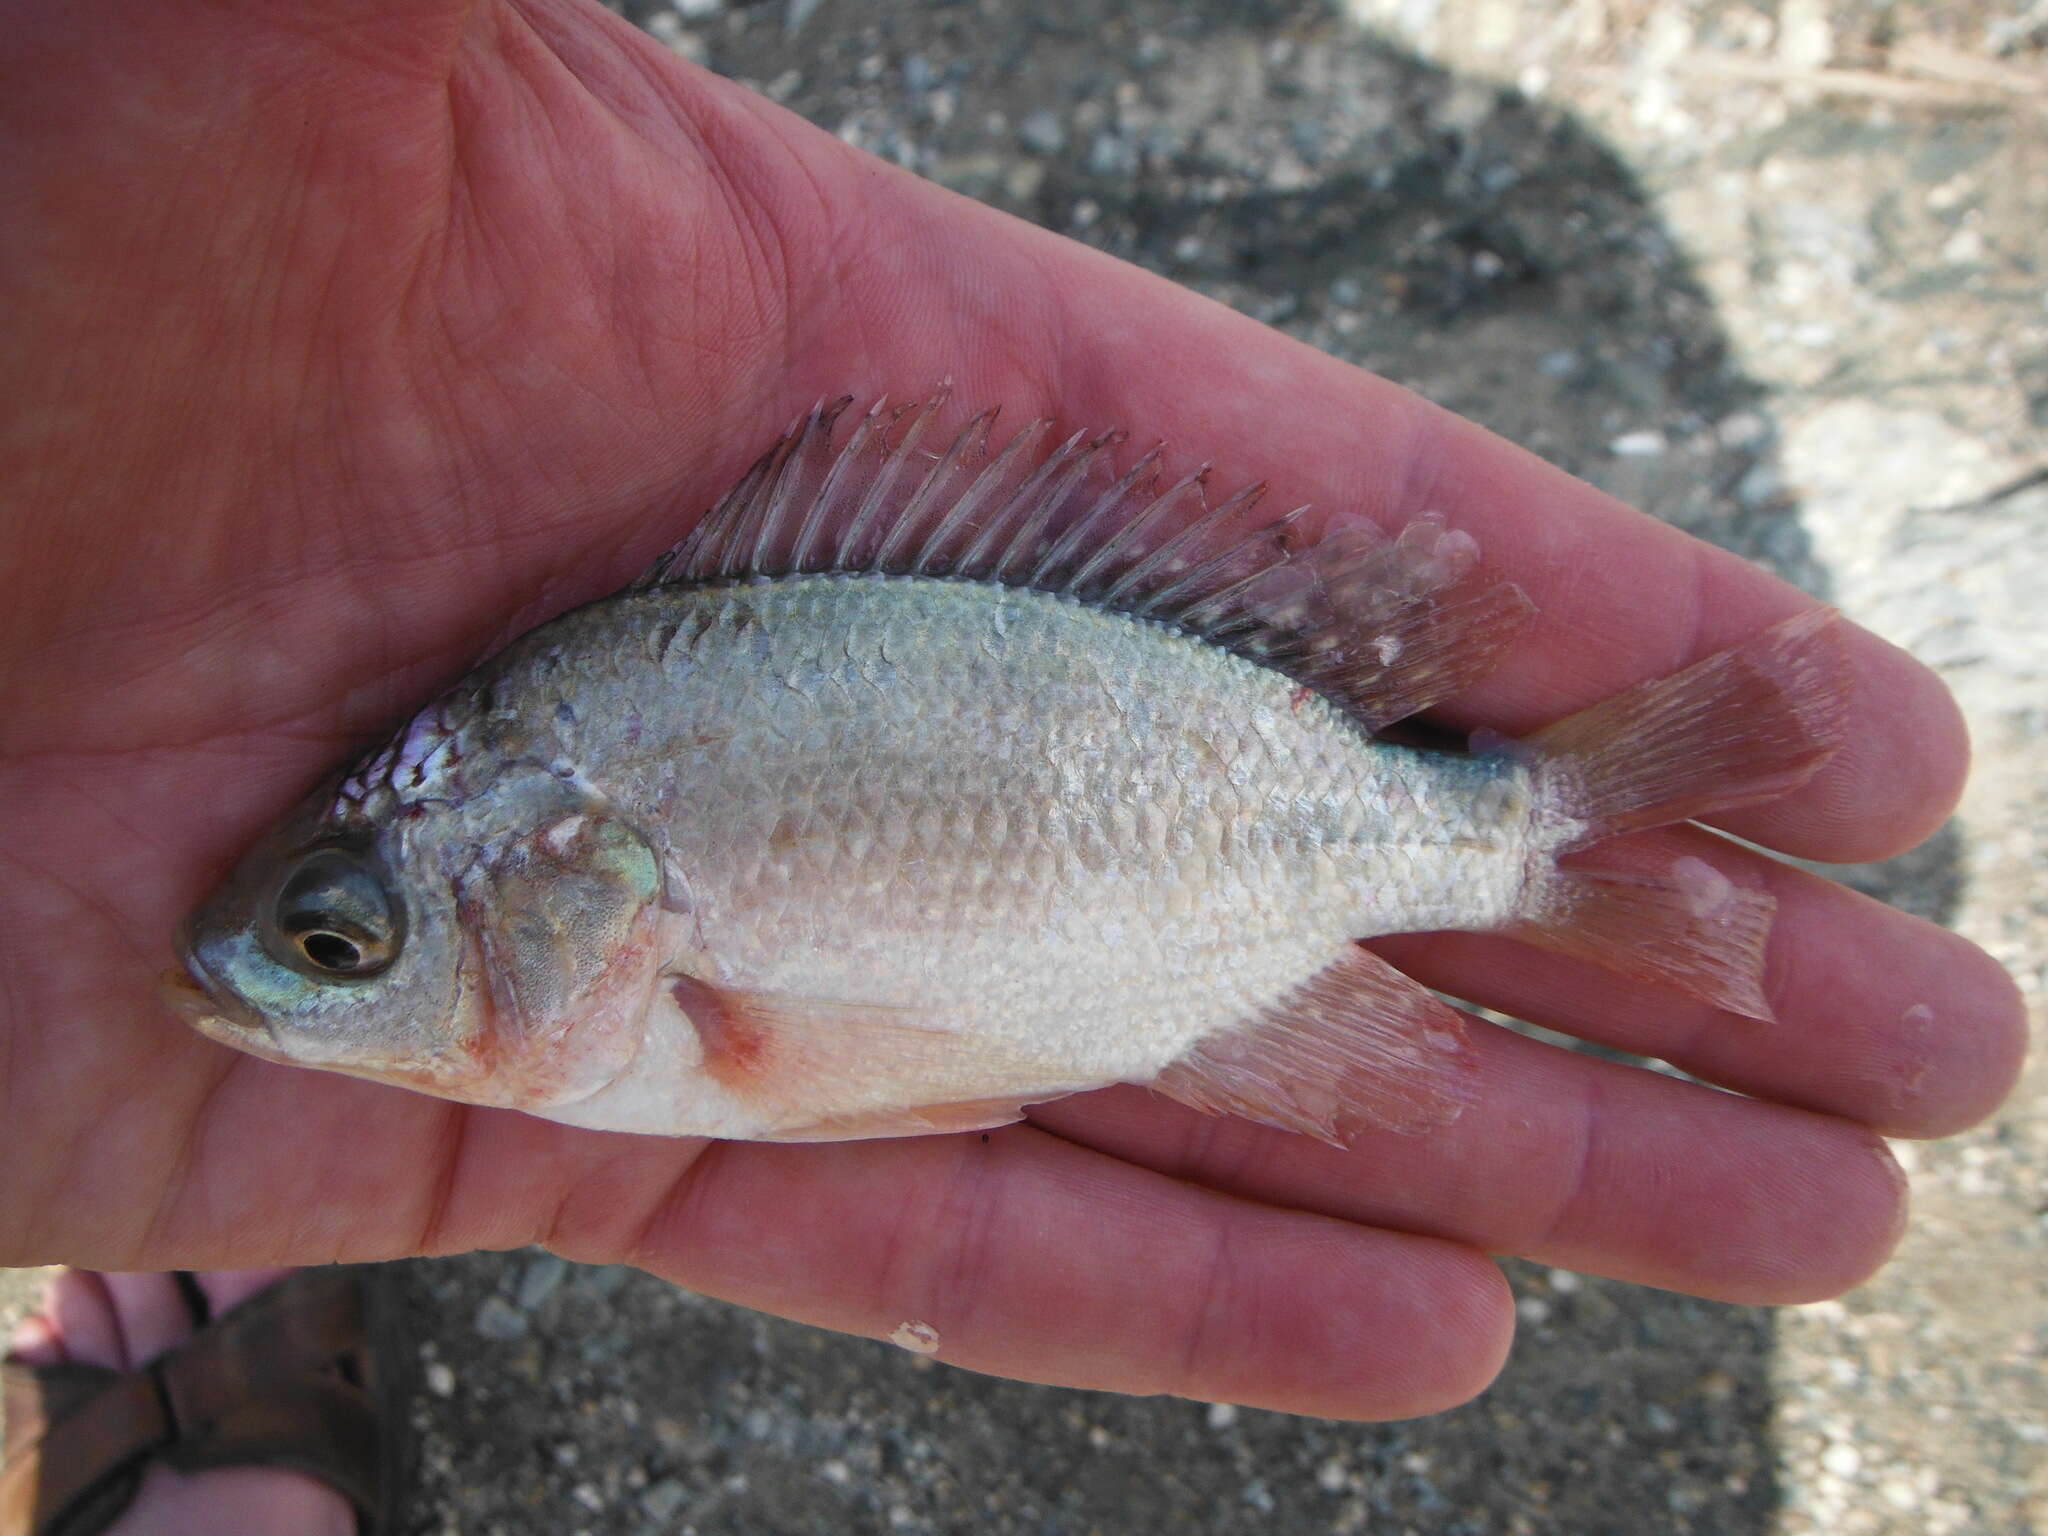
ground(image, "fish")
xmin=165 ymin=393 xmax=1846 ymax=1144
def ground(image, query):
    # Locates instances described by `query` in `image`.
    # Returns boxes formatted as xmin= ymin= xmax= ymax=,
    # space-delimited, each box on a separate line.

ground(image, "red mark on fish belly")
xmin=1289 ymin=685 xmax=1314 ymax=712
xmin=668 ymin=973 xmax=771 ymax=1090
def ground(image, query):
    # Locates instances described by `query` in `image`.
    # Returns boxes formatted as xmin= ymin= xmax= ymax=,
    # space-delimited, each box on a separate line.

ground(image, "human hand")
xmin=0 ymin=0 xmax=2023 ymax=1418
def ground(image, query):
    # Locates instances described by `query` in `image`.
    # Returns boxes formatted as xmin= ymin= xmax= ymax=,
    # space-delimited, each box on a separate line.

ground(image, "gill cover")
xmin=453 ymin=809 xmax=668 ymax=1105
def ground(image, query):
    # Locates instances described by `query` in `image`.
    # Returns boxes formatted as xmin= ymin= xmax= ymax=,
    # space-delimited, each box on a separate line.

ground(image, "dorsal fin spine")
xmin=839 ymin=396 xmax=942 ymax=567
xmin=634 ymin=393 xmax=1536 ymax=733
xmin=910 ymin=418 xmax=1051 ymax=576
xmin=714 ymin=409 xmax=807 ymax=580
xmin=1151 ymin=504 xmax=1312 ymax=625
xmin=872 ymin=408 xmax=993 ymax=571
xmin=1061 ymin=465 xmax=1207 ymax=595
xmin=1122 ymin=487 xmax=1261 ymax=618
xmin=1100 ymin=478 xmax=1264 ymax=608
xmin=749 ymin=398 xmax=837 ymax=574
xmin=791 ymin=396 xmax=880 ymax=572
xmin=1027 ymin=442 xmax=1164 ymax=588
xmin=654 ymin=454 xmax=761 ymax=587
xmin=954 ymin=426 xmax=1092 ymax=577
xmin=987 ymin=429 xmax=1124 ymax=585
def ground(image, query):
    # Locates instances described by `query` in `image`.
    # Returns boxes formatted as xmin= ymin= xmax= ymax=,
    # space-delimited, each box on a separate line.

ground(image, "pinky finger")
xmin=619 ymin=1126 xmax=1514 ymax=1422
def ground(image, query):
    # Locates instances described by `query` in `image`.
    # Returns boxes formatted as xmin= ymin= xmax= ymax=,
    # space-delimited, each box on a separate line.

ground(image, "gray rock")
xmin=473 ymin=1295 xmax=528 ymax=1342
xmin=640 ymin=1478 xmax=688 ymax=1523
xmin=517 ymin=1255 xmax=569 ymax=1312
xmin=1017 ymin=109 xmax=1065 ymax=156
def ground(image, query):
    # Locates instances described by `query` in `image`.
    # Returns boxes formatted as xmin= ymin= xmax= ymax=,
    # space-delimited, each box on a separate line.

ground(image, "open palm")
xmin=0 ymin=0 xmax=2022 ymax=1419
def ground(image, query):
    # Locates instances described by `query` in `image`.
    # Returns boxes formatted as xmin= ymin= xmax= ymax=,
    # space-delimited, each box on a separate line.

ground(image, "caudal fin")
xmin=1530 ymin=607 xmax=1847 ymax=841
xmin=1509 ymin=609 xmax=1847 ymax=1019
xmin=1509 ymin=859 xmax=1779 ymax=1018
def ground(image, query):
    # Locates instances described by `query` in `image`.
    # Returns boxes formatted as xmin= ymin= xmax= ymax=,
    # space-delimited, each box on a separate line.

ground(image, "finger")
xmin=19 ymin=3 xmax=1953 ymax=866
xmin=1030 ymin=1022 xmax=1909 ymax=1306
xmin=44 ymin=1270 xmax=128 ymax=1371
xmin=596 ymin=63 xmax=1969 ymax=862
xmin=99 ymin=1272 xmax=198 ymax=1362
xmin=618 ymin=1128 xmax=1512 ymax=1421
xmin=1373 ymin=828 xmax=2028 ymax=1139
xmin=961 ymin=244 xmax=1965 ymax=862
xmin=194 ymin=1268 xmax=301 ymax=1317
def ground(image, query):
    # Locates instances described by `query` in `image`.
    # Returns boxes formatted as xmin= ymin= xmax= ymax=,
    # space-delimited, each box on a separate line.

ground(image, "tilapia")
xmin=167 ymin=394 xmax=1845 ymax=1143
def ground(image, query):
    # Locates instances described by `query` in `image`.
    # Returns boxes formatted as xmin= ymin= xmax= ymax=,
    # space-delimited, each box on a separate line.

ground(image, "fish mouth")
xmin=159 ymin=947 xmax=279 ymax=1055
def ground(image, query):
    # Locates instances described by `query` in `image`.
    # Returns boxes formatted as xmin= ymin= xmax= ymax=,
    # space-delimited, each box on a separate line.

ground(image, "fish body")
xmin=171 ymin=396 xmax=1843 ymax=1143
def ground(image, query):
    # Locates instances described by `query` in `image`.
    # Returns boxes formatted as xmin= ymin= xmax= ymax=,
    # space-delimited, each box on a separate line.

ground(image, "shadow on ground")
xmin=393 ymin=2 xmax=1965 ymax=1532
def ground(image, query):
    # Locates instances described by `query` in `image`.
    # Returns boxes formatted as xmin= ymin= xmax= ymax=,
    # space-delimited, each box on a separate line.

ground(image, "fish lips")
xmin=161 ymin=930 xmax=286 ymax=1060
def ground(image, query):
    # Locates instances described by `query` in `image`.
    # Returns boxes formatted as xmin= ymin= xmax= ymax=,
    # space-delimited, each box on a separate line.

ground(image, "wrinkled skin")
xmin=0 ymin=0 xmax=2025 ymax=1419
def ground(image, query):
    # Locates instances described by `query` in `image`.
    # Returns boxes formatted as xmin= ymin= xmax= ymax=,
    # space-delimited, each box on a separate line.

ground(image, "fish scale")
xmin=493 ymin=577 xmax=1530 ymax=1073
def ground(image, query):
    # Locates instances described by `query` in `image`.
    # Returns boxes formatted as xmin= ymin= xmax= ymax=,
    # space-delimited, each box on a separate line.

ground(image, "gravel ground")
xmin=5 ymin=1 xmax=2042 ymax=1532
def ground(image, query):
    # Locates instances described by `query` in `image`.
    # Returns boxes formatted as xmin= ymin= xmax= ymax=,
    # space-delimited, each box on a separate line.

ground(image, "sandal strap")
xmin=0 ymin=1363 xmax=164 ymax=1536
xmin=0 ymin=1270 xmax=382 ymax=1536
xmin=155 ymin=1268 xmax=381 ymax=1519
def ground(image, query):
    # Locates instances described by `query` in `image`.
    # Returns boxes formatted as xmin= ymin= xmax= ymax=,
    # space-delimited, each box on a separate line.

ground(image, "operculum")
xmin=454 ymin=809 xmax=666 ymax=1107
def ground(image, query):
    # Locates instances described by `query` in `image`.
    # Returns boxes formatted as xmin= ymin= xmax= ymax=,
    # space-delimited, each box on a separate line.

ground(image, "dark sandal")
xmin=0 ymin=1266 xmax=403 ymax=1536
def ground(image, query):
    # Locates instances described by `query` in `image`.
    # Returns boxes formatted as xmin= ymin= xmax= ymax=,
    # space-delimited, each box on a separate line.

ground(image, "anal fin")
xmin=1150 ymin=946 xmax=1478 ymax=1146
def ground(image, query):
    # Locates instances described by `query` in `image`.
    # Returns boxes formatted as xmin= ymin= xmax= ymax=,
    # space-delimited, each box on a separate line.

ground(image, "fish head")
xmin=168 ymin=759 xmax=668 ymax=1112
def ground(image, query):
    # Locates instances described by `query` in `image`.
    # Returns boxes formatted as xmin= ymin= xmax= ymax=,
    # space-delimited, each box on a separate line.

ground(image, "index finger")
xmin=692 ymin=88 xmax=1966 ymax=864
xmin=945 ymin=243 xmax=1964 ymax=863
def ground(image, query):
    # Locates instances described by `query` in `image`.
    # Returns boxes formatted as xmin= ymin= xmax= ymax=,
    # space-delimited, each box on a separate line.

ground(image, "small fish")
xmin=166 ymin=394 xmax=1845 ymax=1144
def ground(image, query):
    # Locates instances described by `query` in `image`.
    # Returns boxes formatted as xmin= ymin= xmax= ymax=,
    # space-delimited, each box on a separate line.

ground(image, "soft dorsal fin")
xmin=636 ymin=392 xmax=1535 ymax=731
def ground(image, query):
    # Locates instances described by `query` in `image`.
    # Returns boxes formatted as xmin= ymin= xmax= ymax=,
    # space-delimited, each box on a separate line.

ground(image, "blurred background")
xmin=6 ymin=0 xmax=2042 ymax=1530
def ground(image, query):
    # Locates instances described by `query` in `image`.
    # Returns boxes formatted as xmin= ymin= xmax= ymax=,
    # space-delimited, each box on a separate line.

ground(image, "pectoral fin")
xmin=662 ymin=971 xmax=1098 ymax=1137
xmin=762 ymin=1098 xmax=1035 ymax=1142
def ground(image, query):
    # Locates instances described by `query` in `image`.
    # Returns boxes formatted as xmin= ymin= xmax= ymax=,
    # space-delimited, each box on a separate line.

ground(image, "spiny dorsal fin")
xmin=634 ymin=391 xmax=1535 ymax=731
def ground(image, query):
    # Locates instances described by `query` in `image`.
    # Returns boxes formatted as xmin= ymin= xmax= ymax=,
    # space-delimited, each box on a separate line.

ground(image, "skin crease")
xmin=0 ymin=0 xmax=2027 ymax=1422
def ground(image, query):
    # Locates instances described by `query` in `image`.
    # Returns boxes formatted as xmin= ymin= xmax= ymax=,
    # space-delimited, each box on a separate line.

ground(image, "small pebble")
xmin=425 ymin=1361 xmax=456 ymax=1397
xmin=640 ymin=1480 xmax=687 ymax=1523
xmin=889 ymin=1320 xmax=942 ymax=1355
xmin=518 ymin=1255 xmax=569 ymax=1311
xmin=1019 ymin=109 xmax=1065 ymax=155
xmin=1206 ymin=1402 xmax=1239 ymax=1430
xmin=474 ymin=1296 xmax=527 ymax=1341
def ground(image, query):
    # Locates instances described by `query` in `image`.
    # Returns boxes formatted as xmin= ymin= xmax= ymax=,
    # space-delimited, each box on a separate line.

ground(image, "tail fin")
xmin=1530 ymin=607 xmax=1847 ymax=843
xmin=1509 ymin=860 xmax=1778 ymax=1018
xmin=1509 ymin=609 xmax=1847 ymax=1019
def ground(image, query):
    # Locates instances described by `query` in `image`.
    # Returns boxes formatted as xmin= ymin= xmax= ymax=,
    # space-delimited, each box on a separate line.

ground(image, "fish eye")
xmin=267 ymin=849 xmax=401 ymax=979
